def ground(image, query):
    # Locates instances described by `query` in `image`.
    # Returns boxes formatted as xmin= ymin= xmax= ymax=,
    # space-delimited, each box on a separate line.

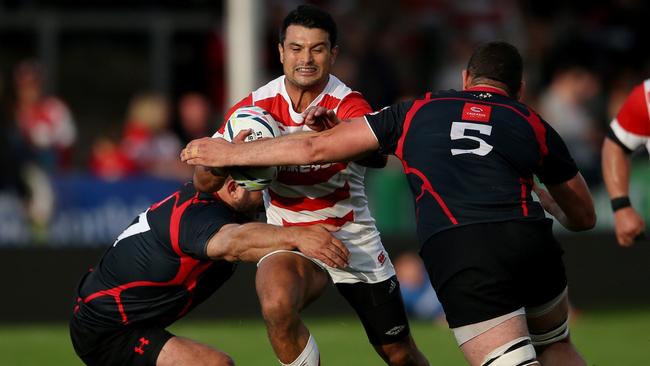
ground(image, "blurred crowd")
xmin=0 ymin=0 xmax=648 ymax=242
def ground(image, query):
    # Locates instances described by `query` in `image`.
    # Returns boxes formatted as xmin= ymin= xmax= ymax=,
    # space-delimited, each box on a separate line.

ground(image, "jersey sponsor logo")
xmin=462 ymin=102 xmax=492 ymax=122
xmin=276 ymin=162 xmax=347 ymax=185
xmin=134 ymin=337 xmax=150 ymax=355
xmin=385 ymin=325 xmax=406 ymax=336
xmin=377 ymin=251 xmax=386 ymax=265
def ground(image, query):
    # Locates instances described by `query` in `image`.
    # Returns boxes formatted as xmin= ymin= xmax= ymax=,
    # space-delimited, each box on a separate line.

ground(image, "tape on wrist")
xmin=611 ymin=196 xmax=631 ymax=212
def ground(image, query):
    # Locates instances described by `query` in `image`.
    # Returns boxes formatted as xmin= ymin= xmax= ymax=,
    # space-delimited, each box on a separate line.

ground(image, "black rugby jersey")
xmin=365 ymin=86 xmax=578 ymax=243
xmin=73 ymin=183 xmax=248 ymax=328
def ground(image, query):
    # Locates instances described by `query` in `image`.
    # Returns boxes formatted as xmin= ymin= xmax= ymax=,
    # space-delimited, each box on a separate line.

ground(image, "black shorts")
xmin=70 ymin=315 xmax=174 ymax=366
xmin=419 ymin=219 xmax=567 ymax=329
xmin=336 ymin=275 xmax=411 ymax=345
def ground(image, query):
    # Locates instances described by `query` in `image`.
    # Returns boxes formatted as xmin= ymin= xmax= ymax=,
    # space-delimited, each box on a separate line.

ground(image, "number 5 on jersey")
xmin=450 ymin=121 xmax=493 ymax=156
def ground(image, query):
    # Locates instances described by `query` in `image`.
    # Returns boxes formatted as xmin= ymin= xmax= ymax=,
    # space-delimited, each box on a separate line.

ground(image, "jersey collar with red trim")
xmin=465 ymin=86 xmax=509 ymax=96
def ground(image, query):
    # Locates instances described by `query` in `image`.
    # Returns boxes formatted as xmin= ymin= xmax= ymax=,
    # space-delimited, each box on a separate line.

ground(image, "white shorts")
xmin=257 ymin=247 xmax=396 ymax=284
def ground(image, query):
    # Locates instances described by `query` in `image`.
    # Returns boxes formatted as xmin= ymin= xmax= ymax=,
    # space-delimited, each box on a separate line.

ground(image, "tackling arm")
xmin=534 ymin=173 xmax=596 ymax=231
xmin=181 ymin=109 xmax=380 ymax=168
xmin=205 ymin=223 xmax=349 ymax=267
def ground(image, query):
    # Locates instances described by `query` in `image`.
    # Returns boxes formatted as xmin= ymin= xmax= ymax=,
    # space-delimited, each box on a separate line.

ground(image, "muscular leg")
xmin=337 ymin=277 xmax=429 ymax=366
xmin=460 ymin=315 xmax=538 ymax=366
xmin=256 ymin=253 xmax=330 ymax=364
xmin=373 ymin=337 xmax=430 ymax=366
xmin=527 ymin=293 xmax=586 ymax=366
xmin=157 ymin=336 xmax=234 ymax=366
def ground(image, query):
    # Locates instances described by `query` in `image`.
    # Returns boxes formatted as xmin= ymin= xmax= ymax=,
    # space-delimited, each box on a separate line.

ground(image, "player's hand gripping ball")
xmin=223 ymin=106 xmax=281 ymax=190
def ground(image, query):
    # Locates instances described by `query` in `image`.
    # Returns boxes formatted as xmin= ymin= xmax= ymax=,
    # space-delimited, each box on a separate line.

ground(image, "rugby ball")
xmin=223 ymin=106 xmax=281 ymax=191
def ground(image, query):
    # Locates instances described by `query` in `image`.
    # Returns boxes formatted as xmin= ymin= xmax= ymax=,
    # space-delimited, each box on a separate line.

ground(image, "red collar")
xmin=465 ymin=86 xmax=508 ymax=96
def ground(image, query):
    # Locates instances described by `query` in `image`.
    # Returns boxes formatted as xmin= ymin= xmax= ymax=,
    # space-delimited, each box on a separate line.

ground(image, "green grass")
xmin=0 ymin=310 xmax=649 ymax=365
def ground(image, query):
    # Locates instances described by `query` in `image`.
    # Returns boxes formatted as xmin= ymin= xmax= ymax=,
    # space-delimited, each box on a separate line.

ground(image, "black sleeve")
xmin=535 ymin=121 xmax=580 ymax=185
xmin=179 ymin=202 xmax=235 ymax=259
xmin=605 ymin=125 xmax=634 ymax=154
xmin=364 ymin=101 xmax=413 ymax=155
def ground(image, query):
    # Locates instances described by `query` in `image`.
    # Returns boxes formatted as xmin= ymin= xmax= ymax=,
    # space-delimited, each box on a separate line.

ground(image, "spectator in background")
xmin=537 ymin=53 xmax=603 ymax=186
xmin=13 ymin=60 xmax=76 ymax=173
xmin=120 ymin=92 xmax=191 ymax=180
xmin=602 ymin=78 xmax=649 ymax=247
xmin=394 ymin=252 xmax=444 ymax=322
xmin=88 ymin=136 xmax=135 ymax=181
xmin=177 ymin=92 xmax=214 ymax=144
xmin=12 ymin=60 xmax=72 ymax=241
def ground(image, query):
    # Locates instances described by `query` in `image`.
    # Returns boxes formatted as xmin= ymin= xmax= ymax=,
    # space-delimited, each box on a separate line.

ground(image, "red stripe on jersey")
xmin=466 ymin=86 xmax=508 ymax=96
xmin=175 ymin=261 xmax=214 ymax=320
xmin=336 ymin=92 xmax=373 ymax=119
xmin=396 ymin=92 xmax=432 ymax=159
xmin=616 ymin=83 xmax=650 ymax=135
xmin=81 ymin=192 xmax=208 ymax=324
xmin=169 ymin=193 xmax=198 ymax=257
xmin=407 ymin=165 xmax=458 ymax=225
xmin=276 ymin=162 xmax=347 ymax=185
xmin=398 ymin=96 xmax=549 ymax=161
xmin=395 ymin=93 xmax=458 ymax=225
xmin=281 ymin=210 xmax=354 ymax=227
xmin=270 ymin=182 xmax=350 ymax=211
xmin=519 ymin=178 xmax=529 ymax=216
xmin=256 ymin=95 xmax=303 ymax=127
xmin=318 ymin=94 xmax=342 ymax=110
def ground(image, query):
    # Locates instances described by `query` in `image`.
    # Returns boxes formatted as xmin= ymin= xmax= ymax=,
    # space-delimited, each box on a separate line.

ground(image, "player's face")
xmin=234 ymin=188 xmax=264 ymax=217
xmin=279 ymin=25 xmax=338 ymax=91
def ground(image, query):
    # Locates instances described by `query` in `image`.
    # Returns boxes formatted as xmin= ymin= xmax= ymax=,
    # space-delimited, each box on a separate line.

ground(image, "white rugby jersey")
xmin=609 ymin=78 xmax=650 ymax=153
xmin=216 ymin=75 xmax=394 ymax=283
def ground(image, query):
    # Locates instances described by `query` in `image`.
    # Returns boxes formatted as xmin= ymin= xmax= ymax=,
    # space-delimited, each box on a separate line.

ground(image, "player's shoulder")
xmin=614 ymin=79 xmax=650 ymax=133
xmin=323 ymin=75 xmax=359 ymax=101
xmin=251 ymin=75 xmax=285 ymax=102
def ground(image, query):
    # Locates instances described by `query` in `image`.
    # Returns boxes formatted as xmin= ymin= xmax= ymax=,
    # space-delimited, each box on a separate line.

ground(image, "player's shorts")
xmin=419 ymin=219 xmax=567 ymax=330
xmin=336 ymin=275 xmax=412 ymax=345
xmin=70 ymin=314 xmax=174 ymax=366
xmin=258 ymin=251 xmax=411 ymax=345
xmin=257 ymin=235 xmax=396 ymax=285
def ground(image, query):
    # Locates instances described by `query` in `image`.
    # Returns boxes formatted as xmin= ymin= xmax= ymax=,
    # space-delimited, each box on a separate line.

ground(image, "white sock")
xmin=280 ymin=334 xmax=320 ymax=366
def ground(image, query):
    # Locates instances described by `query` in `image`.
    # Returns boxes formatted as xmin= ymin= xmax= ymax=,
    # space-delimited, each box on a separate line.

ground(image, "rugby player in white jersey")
xmin=192 ymin=5 xmax=428 ymax=366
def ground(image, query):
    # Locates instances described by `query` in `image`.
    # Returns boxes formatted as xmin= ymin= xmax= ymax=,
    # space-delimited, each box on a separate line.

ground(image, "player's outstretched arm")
xmin=534 ymin=173 xmax=596 ymax=231
xmin=602 ymin=137 xmax=646 ymax=246
xmin=180 ymin=107 xmax=379 ymax=168
xmin=206 ymin=223 xmax=350 ymax=268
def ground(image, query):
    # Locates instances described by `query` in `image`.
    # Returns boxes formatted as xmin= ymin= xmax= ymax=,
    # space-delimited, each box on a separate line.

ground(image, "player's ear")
xmin=278 ymin=43 xmax=285 ymax=64
xmin=330 ymin=45 xmax=339 ymax=65
xmin=517 ymin=81 xmax=526 ymax=101
xmin=226 ymin=178 xmax=239 ymax=198
xmin=462 ymin=69 xmax=470 ymax=90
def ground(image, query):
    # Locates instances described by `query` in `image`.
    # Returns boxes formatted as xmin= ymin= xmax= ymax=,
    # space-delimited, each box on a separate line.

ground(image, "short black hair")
xmin=466 ymin=41 xmax=523 ymax=97
xmin=279 ymin=4 xmax=337 ymax=48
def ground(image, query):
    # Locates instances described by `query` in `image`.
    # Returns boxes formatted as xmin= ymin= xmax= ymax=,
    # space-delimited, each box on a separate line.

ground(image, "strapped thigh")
xmin=480 ymin=337 xmax=538 ymax=366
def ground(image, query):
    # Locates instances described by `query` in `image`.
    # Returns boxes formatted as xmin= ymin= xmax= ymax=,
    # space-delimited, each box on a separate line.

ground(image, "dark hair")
xmin=279 ymin=4 xmax=337 ymax=48
xmin=466 ymin=41 xmax=523 ymax=97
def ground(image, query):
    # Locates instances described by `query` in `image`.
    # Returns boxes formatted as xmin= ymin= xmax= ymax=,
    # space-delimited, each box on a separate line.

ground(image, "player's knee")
xmin=530 ymin=318 xmax=570 ymax=350
xmin=258 ymin=291 xmax=297 ymax=322
xmin=209 ymin=353 xmax=235 ymax=366
xmin=480 ymin=337 xmax=539 ymax=366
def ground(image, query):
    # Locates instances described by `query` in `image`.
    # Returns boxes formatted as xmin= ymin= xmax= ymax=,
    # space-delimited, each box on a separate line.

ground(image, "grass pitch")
xmin=0 ymin=309 xmax=648 ymax=365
